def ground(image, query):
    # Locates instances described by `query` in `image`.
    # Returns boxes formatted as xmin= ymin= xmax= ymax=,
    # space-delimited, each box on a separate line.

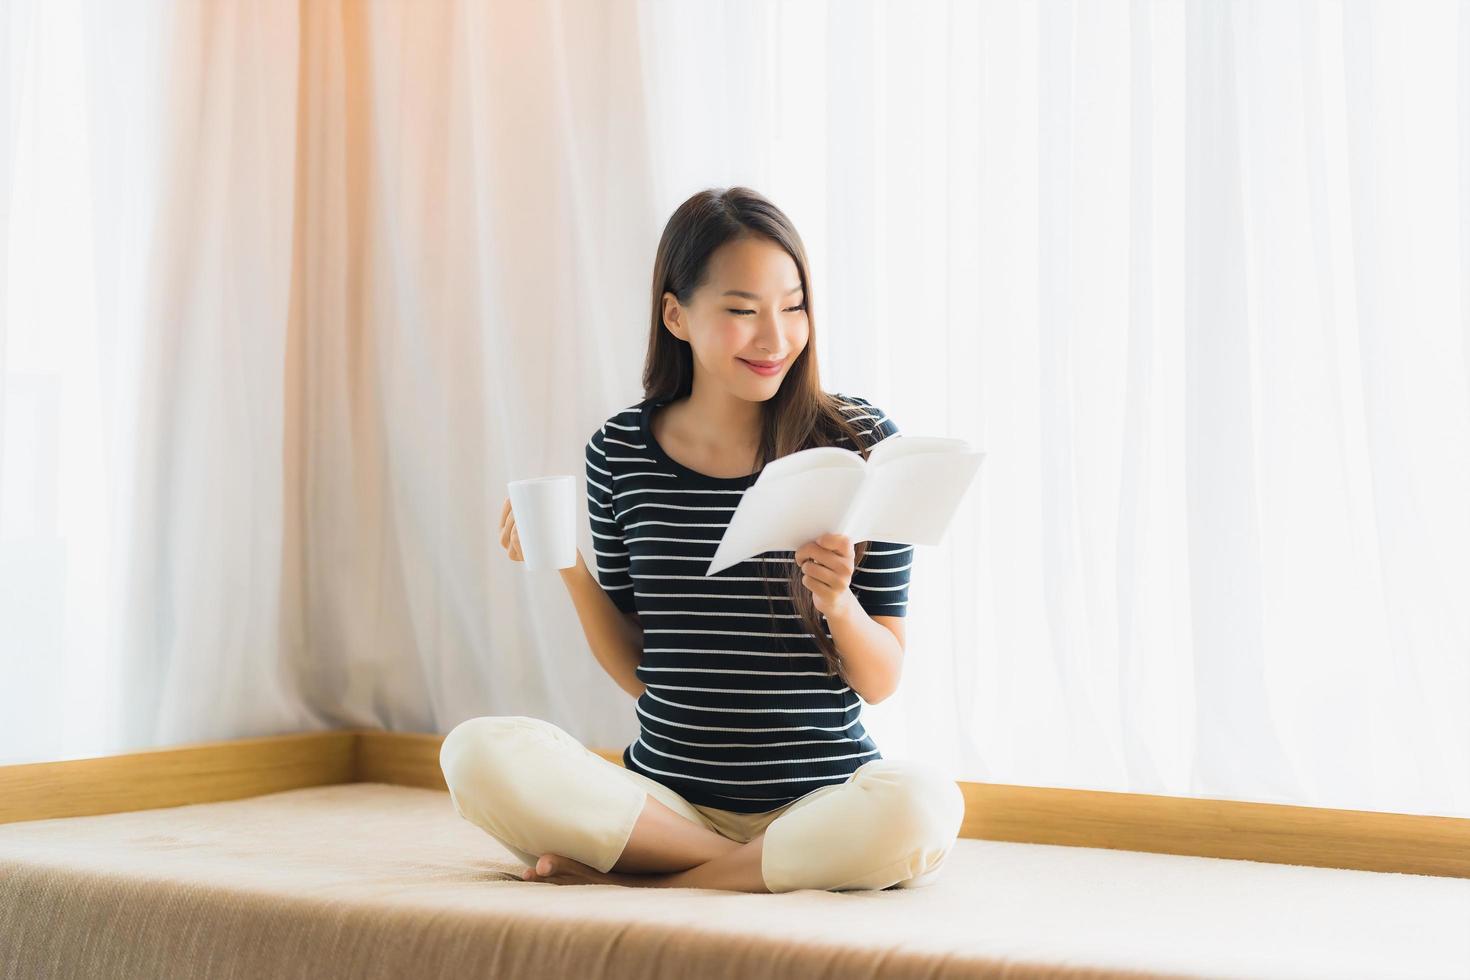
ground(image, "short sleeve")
xmin=585 ymin=425 xmax=638 ymax=614
xmin=839 ymin=395 xmax=914 ymax=618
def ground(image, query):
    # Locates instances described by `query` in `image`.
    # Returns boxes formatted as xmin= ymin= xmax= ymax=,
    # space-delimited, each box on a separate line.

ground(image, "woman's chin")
xmin=739 ymin=374 xmax=786 ymax=396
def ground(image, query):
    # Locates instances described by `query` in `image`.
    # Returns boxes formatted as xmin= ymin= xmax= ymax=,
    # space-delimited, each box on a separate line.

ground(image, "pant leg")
xmin=759 ymin=758 xmax=966 ymax=893
xmin=439 ymin=715 xmax=716 ymax=874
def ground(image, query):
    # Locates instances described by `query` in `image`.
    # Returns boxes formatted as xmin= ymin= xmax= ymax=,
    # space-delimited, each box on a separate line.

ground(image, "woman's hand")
xmin=794 ymin=532 xmax=857 ymax=620
xmin=499 ymin=497 xmax=524 ymax=562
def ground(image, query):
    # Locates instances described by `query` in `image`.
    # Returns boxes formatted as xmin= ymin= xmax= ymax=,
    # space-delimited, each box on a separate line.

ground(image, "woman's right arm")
xmin=559 ymin=549 xmax=645 ymax=698
xmin=501 ymin=496 xmax=645 ymax=698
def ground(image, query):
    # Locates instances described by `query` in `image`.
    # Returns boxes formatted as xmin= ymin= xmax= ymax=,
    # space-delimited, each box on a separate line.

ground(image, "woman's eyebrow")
xmin=721 ymin=285 xmax=804 ymax=300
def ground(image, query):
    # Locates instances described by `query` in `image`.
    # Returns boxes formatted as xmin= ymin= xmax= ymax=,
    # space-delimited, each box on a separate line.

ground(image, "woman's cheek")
xmin=720 ymin=319 xmax=747 ymax=344
xmin=788 ymin=317 xmax=810 ymax=349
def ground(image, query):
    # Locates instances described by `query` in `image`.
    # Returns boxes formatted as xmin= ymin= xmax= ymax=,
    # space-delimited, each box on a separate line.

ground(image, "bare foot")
xmin=521 ymin=853 xmax=656 ymax=887
xmin=520 ymin=835 xmax=768 ymax=893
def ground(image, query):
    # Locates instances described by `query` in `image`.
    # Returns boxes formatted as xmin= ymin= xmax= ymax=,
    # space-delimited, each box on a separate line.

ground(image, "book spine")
xmin=835 ymin=467 xmax=870 ymax=539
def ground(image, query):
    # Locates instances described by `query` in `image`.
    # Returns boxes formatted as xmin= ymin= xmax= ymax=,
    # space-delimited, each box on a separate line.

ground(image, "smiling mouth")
xmin=739 ymin=357 xmax=786 ymax=368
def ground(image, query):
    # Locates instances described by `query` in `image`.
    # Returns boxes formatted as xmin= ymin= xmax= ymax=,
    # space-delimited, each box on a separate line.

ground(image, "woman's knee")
xmin=439 ymin=715 xmax=549 ymax=797
xmin=861 ymin=760 xmax=966 ymax=851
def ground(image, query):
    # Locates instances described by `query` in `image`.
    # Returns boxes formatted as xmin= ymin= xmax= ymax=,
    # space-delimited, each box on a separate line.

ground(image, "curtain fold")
xmin=1 ymin=0 xmax=1466 ymax=819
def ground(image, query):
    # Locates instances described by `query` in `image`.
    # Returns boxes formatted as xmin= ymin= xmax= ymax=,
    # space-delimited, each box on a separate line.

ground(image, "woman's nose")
xmin=756 ymin=312 xmax=783 ymax=345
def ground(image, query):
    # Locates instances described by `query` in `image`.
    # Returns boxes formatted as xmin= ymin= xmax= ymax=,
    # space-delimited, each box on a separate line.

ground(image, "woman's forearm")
xmin=560 ymin=549 xmax=645 ymax=698
xmin=826 ymin=596 xmax=903 ymax=704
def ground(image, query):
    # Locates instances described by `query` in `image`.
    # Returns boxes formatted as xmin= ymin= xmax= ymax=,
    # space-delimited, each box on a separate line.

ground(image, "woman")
xmin=441 ymin=187 xmax=965 ymax=893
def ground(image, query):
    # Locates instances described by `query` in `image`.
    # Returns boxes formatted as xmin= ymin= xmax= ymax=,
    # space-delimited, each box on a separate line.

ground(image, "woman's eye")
xmin=727 ymin=304 xmax=806 ymax=315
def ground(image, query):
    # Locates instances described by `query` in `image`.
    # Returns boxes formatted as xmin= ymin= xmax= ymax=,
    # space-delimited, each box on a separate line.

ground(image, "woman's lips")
xmin=739 ymin=357 xmax=785 ymax=376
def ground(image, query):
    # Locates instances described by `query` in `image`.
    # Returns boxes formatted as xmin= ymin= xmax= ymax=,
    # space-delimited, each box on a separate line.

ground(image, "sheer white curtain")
xmin=1 ymin=0 xmax=1466 ymax=820
xmin=2 ymin=1 xmax=303 ymax=759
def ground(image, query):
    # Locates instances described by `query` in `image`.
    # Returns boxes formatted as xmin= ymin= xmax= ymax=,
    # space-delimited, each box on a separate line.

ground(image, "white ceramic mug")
xmin=506 ymin=475 xmax=578 ymax=570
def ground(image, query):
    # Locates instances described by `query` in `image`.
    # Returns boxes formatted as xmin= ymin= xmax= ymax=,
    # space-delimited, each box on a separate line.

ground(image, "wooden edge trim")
xmin=355 ymin=729 xmax=448 ymax=790
xmin=956 ymin=781 xmax=1470 ymax=879
xmin=4 ymin=729 xmax=1467 ymax=879
xmin=0 ymin=729 xmax=358 ymax=825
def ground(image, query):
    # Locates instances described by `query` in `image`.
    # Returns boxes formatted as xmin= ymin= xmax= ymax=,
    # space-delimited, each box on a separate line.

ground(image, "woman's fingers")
xmin=500 ymin=497 xmax=524 ymax=561
xmin=801 ymin=559 xmax=839 ymax=590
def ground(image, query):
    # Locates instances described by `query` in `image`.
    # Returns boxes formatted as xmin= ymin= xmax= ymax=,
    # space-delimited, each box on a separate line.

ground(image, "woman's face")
xmin=663 ymin=235 xmax=810 ymax=400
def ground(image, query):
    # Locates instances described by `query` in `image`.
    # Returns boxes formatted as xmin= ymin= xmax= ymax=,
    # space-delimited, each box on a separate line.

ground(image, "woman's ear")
xmin=662 ymin=292 xmax=688 ymax=341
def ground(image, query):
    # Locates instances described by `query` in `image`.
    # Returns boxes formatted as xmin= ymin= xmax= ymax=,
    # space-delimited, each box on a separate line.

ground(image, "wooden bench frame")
xmin=2 ymin=728 xmax=1465 ymax=879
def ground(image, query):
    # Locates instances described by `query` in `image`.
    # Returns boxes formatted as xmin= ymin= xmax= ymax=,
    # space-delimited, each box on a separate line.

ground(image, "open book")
xmin=704 ymin=435 xmax=985 ymax=576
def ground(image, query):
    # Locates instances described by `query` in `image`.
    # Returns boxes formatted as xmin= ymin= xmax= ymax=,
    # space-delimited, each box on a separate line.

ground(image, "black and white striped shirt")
xmin=584 ymin=392 xmax=914 ymax=813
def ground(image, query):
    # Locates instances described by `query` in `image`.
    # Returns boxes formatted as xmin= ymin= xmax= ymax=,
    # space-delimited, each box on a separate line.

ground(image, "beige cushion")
xmin=0 ymin=782 xmax=1464 ymax=978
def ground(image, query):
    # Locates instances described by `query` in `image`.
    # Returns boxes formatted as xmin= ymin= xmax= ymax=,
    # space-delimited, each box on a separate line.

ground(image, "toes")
xmin=521 ymin=855 xmax=560 ymax=882
xmin=521 ymin=853 xmax=611 ymax=886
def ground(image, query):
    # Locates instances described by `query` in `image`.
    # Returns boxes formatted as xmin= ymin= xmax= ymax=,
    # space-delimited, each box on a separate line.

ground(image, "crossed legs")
xmin=522 ymin=793 xmax=770 ymax=892
xmin=440 ymin=716 xmax=964 ymax=894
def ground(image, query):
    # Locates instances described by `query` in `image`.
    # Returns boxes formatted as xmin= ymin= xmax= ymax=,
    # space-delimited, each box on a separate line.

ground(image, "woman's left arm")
xmin=795 ymin=533 xmax=906 ymax=704
xmin=827 ymin=605 xmax=904 ymax=704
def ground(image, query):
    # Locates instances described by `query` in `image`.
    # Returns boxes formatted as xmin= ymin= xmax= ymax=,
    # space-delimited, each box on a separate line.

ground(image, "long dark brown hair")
xmin=642 ymin=186 xmax=878 ymax=682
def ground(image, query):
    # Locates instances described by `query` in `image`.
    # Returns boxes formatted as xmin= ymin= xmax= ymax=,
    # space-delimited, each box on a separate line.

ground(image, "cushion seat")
xmin=0 ymin=782 xmax=1465 ymax=979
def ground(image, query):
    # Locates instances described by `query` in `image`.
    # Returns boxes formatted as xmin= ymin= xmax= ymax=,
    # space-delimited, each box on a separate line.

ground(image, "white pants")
xmin=439 ymin=714 xmax=966 ymax=893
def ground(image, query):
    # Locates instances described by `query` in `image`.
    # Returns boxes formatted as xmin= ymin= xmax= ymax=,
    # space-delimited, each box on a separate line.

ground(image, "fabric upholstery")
xmin=0 ymin=783 xmax=1465 ymax=979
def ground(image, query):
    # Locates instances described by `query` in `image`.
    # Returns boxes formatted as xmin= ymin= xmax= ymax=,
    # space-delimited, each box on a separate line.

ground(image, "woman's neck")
xmin=670 ymin=383 xmax=763 ymax=451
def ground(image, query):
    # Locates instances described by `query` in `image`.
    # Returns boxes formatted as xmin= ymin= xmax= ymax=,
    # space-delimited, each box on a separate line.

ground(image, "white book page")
xmin=704 ymin=448 xmax=865 ymax=576
xmin=705 ymin=436 xmax=985 ymax=576
xmin=842 ymin=441 xmax=986 ymax=543
xmin=756 ymin=445 xmax=864 ymax=482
